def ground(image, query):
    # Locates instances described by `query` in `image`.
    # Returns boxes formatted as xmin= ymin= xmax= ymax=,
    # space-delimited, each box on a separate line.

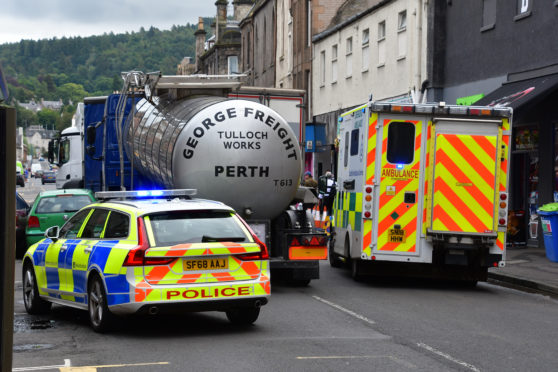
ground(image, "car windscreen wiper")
xmin=201 ymin=235 xmax=246 ymax=242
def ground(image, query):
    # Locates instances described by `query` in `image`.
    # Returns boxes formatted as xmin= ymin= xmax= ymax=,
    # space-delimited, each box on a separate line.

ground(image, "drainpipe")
xmin=415 ymin=0 xmax=424 ymax=98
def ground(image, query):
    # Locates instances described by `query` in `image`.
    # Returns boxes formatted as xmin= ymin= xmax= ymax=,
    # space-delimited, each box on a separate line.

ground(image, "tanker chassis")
xmin=51 ymin=73 xmax=327 ymax=285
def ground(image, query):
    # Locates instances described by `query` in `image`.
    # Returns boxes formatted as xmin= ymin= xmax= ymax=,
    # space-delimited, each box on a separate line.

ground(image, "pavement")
xmin=488 ymin=245 xmax=558 ymax=297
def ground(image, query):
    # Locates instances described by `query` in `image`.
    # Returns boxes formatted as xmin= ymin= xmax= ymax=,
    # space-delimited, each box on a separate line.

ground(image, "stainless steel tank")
xmin=124 ymin=95 xmax=302 ymax=220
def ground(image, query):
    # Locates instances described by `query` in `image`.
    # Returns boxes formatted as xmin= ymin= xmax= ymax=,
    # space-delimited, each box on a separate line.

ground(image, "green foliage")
xmin=0 ymin=19 xmax=213 ymax=131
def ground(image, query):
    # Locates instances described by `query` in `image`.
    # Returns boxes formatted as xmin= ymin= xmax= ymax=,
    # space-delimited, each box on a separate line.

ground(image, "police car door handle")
xmin=84 ymin=247 xmax=93 ymax=253
xmin=61 ymin=245 xmax=68 ymax=251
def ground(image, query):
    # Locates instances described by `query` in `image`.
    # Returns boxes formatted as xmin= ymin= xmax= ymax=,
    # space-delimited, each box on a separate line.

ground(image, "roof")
xmin=97 ymin=198 xmax=234 ymax=215
xmin=38 ymin=189 xmax=95 ymax=198
xmin=313 ymin=0 xmax=393 ymax=43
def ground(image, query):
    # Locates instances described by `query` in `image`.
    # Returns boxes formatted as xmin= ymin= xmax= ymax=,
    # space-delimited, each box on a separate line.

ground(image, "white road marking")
xmin=416 ymin=342 xmax=480 ymax=372
xmin=297 ymin=355 xmax=416 ymax=369
xmin=12 ymin=359 xmax=70 ymax=371
xmin=13 ymin=360 xmax=169 ymax=372
xmin=312 ymin=295 xmax=375 ymax=325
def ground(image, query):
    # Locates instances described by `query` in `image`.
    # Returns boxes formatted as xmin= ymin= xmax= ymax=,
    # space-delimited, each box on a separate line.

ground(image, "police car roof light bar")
xmin=95 ymin=189 xmax=197 ymax=200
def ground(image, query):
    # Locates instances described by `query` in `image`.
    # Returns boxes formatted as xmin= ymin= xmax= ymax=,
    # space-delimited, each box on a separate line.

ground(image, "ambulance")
xmin=330 ymin=100 xmax=512 ymax=283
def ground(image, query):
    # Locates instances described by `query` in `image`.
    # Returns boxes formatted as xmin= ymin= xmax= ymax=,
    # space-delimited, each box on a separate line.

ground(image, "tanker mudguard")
xmin=331 ymin=100 xmax=513 ymax=282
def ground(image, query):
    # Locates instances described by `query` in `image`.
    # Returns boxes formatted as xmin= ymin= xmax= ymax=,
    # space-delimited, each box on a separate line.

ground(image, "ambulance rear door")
xmin=335 ymin=106 xmax=367 ymax=256
xmin=372 ymin=113 xmax=427 ymax=258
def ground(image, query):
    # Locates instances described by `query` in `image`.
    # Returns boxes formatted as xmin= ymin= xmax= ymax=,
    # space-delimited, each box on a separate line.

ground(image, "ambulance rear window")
xmin=387 ymin=121 xmax=415 ymax=164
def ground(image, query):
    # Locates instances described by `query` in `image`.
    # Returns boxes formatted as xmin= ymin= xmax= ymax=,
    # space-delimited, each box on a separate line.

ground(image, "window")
xmin=346 ymin=37 xmax=353 ymax=78
xmin=378 ymin=21 xmax=386 ymax=40
xmin=81 ymin=209 xmax=110 ymax=239
xmin=344 ymin=131 xmax=350 ymax=167
xmin=377 ymin=21 xmax=386 ymax=66
xmin=482 ymin=0 xmax=496 ymax=31
xmin=398 ymin=11 xmax=407 ymax=31
xmin=387 ymin=122 xmax=415 ymax=164
xmin=36 ymin=195 xmax=93 ymax=214
xmin=397 ymin=11 xmax=407 ymax=59
xmin=59 ymin=209 xmax=91 ymax=239
xmin=362 ymin=29 xmax=370 ymax=71
xmin=148 ymin=211 xmax=250 ymax=246
xmin=59 ymin=137 xmax=70 ymax=165
xmin=515 ymin=0 xmax=532 ymax=20
xmin=228 ymin=56 xmax=238 ymax=75
xmin=350 ymin=129 xmax=359 ymax=156
xmin=104 ymin=211 xmax=130 ymax=239
xmin=331 ymin=44 xmax=338 ymax=83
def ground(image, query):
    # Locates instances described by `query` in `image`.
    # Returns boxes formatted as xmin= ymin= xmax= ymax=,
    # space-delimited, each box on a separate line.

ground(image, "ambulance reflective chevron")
xmin=22 ymin=190 xmax=270 ymax=332
xmin=330 ymin=101 xmax=512 ymax=283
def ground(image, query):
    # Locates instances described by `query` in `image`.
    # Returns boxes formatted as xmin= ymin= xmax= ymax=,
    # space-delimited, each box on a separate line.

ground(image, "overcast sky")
xmin=0 ymin=0 xmax=217 ymax=44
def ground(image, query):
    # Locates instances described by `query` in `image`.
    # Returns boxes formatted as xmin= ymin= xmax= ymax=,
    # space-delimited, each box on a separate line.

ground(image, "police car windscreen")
xmin=148 ymin=211 xmax=250 ymax=246
xmin=36 ymin=195 xmax=93 ymax=213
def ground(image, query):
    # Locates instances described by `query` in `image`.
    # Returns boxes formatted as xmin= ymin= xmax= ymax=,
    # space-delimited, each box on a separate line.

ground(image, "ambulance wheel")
xmin=329 ymin=241 xmax=343 ymax=268
xmin=88 ymin=275 xmax=114 ymax=333
xmin=351 ymin=259 xmax=363 ymax=281
xmin=22 ymin=263 xmax=51 ymax=315
xmin=226 ymin=307 xmax=260 ymax=325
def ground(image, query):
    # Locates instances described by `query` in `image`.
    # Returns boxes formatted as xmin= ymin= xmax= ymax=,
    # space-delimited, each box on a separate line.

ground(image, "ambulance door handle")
xmin=343 ymin=179 xmax=355 ymax=190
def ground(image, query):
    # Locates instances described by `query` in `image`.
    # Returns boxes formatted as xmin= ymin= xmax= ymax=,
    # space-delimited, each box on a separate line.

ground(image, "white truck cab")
xmin=55 ymin=103 xmax=83 ymax=189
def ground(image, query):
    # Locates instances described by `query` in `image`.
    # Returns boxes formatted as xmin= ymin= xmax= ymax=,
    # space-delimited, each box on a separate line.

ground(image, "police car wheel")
xmin=226 ymin=307 xmax=260 ymax=325
xmin=22 ymin=263 xmax=52 ymax=315
xmin=88 ymin=275 xmax=114 ymax=333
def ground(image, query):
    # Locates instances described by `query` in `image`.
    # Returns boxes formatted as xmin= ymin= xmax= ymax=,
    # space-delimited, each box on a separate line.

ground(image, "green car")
xmin=26 ymin=189 xmax=96 ymax=247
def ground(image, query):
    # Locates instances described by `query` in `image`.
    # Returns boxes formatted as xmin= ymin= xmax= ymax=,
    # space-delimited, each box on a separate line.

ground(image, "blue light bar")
xmin=95 ymin=189 xmax=197 ymax=200
xmin=396 ymin=164 xmax=404 ymax=170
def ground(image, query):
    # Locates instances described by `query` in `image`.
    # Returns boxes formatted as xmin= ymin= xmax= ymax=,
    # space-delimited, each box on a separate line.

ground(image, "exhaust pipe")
xmin=148 ymin=306 xmax=159 ymax=315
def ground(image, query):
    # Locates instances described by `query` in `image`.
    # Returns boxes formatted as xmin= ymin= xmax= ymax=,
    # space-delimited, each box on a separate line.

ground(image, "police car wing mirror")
xmin=86 ymin=126 xmax=96 ymax=145
xmin=45 ymin=226 xmax=60 ymax=241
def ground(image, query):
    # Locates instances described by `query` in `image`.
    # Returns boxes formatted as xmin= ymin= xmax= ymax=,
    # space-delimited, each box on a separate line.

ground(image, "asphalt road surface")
xmin=12 ymin=258 xmax=558 ymax=372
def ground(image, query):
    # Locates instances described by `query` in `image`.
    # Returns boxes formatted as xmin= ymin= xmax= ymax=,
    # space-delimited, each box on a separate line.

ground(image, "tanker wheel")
xmin=289 ymin=279 xmax=311 ymax=287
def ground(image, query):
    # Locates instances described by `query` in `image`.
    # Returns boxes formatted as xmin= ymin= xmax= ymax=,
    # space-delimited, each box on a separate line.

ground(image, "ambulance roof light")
xmin=448 ymin=105 xmax=468 ymax=115
xmin=96 ymin=189 xmax=197 ymax=200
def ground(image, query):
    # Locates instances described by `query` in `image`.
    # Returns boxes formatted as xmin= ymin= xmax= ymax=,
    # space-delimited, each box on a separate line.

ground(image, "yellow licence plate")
xmin=388 ymin=229 xmax=406 ymax=243
xmin=183 ymin=258 xmax=229 ymax=271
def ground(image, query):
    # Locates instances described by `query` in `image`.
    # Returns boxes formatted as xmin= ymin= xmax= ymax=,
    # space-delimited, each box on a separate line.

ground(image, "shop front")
xmin=476 ymin=73 xmax=558 ymax=248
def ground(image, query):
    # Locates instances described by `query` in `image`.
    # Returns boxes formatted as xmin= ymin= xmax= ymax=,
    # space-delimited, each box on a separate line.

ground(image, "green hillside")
xmin=0 ymin=21 xmax=210 ymax=130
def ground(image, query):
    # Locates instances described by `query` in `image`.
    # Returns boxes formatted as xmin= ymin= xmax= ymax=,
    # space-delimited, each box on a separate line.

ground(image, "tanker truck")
xmin=51 ymin=72 xmax=327 ymax=285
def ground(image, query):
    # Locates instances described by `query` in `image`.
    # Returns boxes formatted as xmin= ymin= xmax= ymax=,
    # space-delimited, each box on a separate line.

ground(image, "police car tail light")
xmin=28 ymin=216 xmax=40 ymax=228
xmin=238 ymin=234 xmax=269 ymax=261
xmin=123 ymin=218 xmax=150 ymax=266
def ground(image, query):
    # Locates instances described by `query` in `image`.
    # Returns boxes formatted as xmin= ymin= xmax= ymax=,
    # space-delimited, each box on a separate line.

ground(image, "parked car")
xmin=16 ymin=192 xmax=30 ymax=258
xmin=41 ymin=170 xmax=56 ymax=184
xmin=31 ymin=163 xmax=42 ymax=178
xmin=26 ymin=189 xmax=96 ymax=247
xmin=16 ymin=171 xmax=25 ymax=187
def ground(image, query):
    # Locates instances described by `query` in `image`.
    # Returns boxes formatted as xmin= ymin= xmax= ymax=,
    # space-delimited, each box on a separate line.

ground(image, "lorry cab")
xmin=52 ymin=103 xmax=84 ymax=189
xmin=332 ymin=101 xmax=513 ymax=282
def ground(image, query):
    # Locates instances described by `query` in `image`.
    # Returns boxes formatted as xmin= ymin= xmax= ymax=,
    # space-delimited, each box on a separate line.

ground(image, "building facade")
xmin=433 ymin=0 xmax=558 ymax=247
xmin=311 ymin=0 xmax=428 ymax=177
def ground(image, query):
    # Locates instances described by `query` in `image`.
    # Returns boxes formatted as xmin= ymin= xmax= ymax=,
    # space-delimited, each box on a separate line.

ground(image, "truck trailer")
xmin=51 ymin=72 xmax=327 ymax=285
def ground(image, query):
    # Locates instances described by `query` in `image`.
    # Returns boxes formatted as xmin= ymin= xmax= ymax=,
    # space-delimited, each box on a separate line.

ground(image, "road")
xmin=12 ymin=262 xmax=558 ymax=371
xmin=16 ymin=176 xmax=56 ymax=204
xmin=11 ymin=179 xmax=558 ymax=371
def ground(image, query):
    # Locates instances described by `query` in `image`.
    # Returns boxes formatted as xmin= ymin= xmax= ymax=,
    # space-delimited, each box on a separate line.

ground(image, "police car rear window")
xmin=148 ymin=211 xmax=250 ymax=246
xmin=36 ymin=195 xmax=93 ymax=214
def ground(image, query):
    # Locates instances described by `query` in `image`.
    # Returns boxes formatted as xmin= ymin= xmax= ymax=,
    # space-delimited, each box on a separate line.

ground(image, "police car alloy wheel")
xmin=88 ymin=275 xmax=115 ymax=333
xmin=22 ymin=263 xmax=52 ymax=315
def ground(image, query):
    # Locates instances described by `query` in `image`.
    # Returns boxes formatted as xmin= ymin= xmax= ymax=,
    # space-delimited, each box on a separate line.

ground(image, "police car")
xmin=22 ymin=190 xmax=270 ymax=332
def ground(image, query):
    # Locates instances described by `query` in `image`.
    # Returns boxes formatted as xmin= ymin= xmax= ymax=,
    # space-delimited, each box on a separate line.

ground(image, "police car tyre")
xmin=22 ymin=263 xmax=52 ymax=315
xmin=226 ymin=307 xmax=260 ymax=325
xmin=88 ymin=275 xmax=115 ymax=333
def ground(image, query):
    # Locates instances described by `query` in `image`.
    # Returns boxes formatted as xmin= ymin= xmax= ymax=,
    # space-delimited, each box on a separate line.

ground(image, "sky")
xmin=0 ymin=0 xmax=218 ymax=44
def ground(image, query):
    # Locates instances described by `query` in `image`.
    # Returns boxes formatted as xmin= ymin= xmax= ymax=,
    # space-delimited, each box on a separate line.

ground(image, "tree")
xmin=37 ymin=109 xmax=60 ymax=130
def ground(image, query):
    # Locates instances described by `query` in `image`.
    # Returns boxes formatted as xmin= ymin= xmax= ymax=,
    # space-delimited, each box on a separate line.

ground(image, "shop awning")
xmin=475 ymin=73 xmax=558 ymax=112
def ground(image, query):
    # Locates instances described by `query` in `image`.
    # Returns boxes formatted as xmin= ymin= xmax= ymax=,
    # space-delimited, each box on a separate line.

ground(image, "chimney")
xmin=233 ymin=0 xmax=254 ymax=22
xmin=194 ymin=17 xmax=207 ymax=72
xmin=215 ymin=0 xmax=228 ymax=42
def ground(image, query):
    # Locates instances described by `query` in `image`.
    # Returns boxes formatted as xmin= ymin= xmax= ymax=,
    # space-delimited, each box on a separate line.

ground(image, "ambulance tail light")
xmin=238 ymin=234 xmax=269 ymax=261
xmin=363 ymin=184 xmax=374 ymax=220
xmin=28 ymin=216 xmax=40 ymax=228
xmin=498 ymin=192 xmax=508 ymax=227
